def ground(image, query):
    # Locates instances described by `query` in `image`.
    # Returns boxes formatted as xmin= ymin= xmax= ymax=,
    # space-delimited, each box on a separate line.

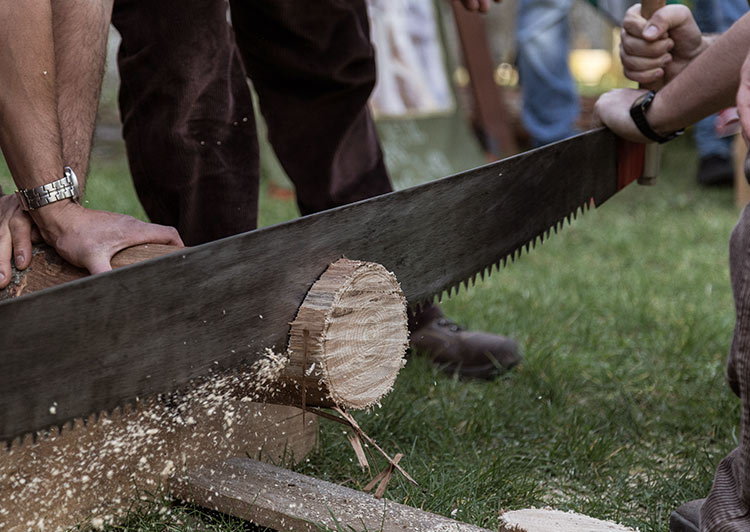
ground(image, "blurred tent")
xmin=367 ymin=0 xmax=488 ymax=190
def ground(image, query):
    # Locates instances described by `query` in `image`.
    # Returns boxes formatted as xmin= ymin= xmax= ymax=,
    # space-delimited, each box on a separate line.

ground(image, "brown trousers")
xmin=111 ymin=0 xmax=391 ymax=246
xmin=111 ymin=0 xmax=441 ymax=327
xmin=702 ymin=204 xmax=750 ymax=530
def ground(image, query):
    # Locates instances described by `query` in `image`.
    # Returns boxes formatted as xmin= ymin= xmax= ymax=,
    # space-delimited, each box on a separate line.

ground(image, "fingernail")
xmin=644 ymin=25 xmax=659 ymax=38
xmin=0 ymin=273 xmax=5 ymax=282
xmin=16 ymin=252 xmax=24 ymax=266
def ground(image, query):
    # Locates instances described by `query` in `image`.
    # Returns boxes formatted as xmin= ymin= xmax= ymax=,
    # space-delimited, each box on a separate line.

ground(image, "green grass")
xmin=2 ymin=132 xmax=742 ymax=532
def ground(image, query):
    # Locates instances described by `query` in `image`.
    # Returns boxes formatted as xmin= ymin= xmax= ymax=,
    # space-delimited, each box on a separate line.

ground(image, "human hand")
xmin=0 ymin=193 xmax=41 ymax=288
xmin=620 ymin=3 xmax=703 ymax=88
xmin=29 ymin=200 xmax=183 ymax=275
xmin=457 ymin=0 xmax=501 ymax=13
xmin=593 ymin=88 xmax=654 ymax=143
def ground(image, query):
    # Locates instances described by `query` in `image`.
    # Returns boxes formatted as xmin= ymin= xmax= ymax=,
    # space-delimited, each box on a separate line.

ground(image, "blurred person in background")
xmin=692 ymin=0 xmax=748 ymax=186
xmin=515 ymin=0 xmax=580 ymax=147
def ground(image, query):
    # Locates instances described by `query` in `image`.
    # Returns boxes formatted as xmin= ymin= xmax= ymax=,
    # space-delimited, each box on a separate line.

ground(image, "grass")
xmin=2 ymin=131 xmax=742 ymax=532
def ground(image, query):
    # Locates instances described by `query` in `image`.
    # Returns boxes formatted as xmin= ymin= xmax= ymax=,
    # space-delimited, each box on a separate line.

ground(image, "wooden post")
xmin=451 ymin=2 xmax=518 ymax=157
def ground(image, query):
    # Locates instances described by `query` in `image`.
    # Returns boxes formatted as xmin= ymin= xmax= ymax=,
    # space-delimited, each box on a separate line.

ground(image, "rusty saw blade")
xmin=0 ymin=128 xmax=644 ymax=443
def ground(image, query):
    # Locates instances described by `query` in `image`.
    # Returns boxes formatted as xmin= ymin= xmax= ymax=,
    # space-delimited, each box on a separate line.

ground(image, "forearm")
xmin=51 ymin=0 xmax=114 ymax=191
xmin=0 ymin=0 xmax=64 ymax=190
xmin=648 ymin=14 xmax=750 ymax=134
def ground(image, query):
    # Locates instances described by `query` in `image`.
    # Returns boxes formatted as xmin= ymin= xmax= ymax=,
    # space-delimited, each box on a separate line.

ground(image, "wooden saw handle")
xmin=637 ymin=0 xmax=667 ymax=186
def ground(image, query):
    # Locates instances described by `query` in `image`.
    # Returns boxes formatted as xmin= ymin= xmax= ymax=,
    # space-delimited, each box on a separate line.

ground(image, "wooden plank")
xmin=176 ymin=457 xmax=493 ymax=532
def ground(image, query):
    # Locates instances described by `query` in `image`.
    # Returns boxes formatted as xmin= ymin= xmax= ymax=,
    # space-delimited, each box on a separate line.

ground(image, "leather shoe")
xmin=669 ymin=499 xmax=703 ymax=532
xmin=409 ymin=304 xmax=521 ymax=379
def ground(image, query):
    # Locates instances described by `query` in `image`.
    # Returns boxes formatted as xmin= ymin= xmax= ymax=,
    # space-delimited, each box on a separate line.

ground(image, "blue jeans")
xmin=693 ymin=0 xmax=748 ymax=159
xmin=516 ymin=0 xmax=578 ymax=147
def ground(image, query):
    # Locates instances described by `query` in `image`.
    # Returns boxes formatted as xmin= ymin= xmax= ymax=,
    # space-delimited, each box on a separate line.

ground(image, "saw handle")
xmin=637 ymin=0 xmax=667 ymax=186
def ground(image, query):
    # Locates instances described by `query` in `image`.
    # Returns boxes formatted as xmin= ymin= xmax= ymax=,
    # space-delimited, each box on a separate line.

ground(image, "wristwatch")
xmin=630 ymin=90 xmax=684 ymax=144
xmin=16 ymin=166 xmax=80 ymax=211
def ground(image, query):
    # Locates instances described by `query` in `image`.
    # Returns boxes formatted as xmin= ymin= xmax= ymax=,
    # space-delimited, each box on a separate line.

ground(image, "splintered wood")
xmin=177 ymin=457 xmax=493 ymax=532
xmin=284 ymin=258 xmax=409 ymax=410
xmin=499 ymin=508 xmax=638 ymax=532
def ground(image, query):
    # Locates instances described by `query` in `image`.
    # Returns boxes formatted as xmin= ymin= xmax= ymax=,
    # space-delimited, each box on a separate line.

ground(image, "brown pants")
xmin=700 ymin=204 xmax=750 ymax=530
xmin=111 ymin=0 xmax=391 ymax=246
xmin=111 ymin=0 xmax=441 ymax=326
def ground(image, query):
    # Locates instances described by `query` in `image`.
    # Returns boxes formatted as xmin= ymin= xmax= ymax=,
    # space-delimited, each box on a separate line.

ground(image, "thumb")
xmin=642 ymin=4 xmax=693 ymax=41
xmin=85 ymin=254 xmax=113 ymax=275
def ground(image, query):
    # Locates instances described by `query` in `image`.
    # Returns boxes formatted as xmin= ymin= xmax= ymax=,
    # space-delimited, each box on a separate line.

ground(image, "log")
xmin=278 ymin=258 xmax=409 ymax=410
xmin=176 ymin=457 xmax=493 ymax=532
xmin=1 ymin=248 xmax=408 ymax=411
xmin=0 ymin=243 xmax=178 ymax=300
xmin=499 ymin=508 xmax=638 ymax=532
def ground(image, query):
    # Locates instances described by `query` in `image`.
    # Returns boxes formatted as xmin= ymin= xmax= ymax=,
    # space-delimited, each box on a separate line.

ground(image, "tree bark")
xmin=0 ymin=243 xmax=178 ymax=300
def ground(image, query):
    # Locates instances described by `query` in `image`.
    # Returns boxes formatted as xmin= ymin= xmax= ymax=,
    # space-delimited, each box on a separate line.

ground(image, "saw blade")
xmin=0 ymin=128 xmax=640 ymax=443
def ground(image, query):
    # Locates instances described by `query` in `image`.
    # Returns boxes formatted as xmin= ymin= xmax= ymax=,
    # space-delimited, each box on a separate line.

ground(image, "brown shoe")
xmin=669 ymin=499 xmax=703 ymax=532
xmin=409 ymin=303 xmax=521 ymax=379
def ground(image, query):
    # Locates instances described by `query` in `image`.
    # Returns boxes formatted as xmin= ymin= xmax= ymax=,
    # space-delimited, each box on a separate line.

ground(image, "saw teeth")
xmin=402 ymin=199 xmax=602 ymax=313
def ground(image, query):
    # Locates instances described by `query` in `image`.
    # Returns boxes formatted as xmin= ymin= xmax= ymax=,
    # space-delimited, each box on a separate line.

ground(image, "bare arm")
xmin=0 ymin=0 xmax=64 ymax=190
xmin=51 ymin=0 xmax=114 ymax=188
xmin=0 ymin=0 xmax=182 ymax=287
xmin=595 ymin=11 xmax=750 ymax=142
xmin=0 ymin=0 xmax=63 ymax=284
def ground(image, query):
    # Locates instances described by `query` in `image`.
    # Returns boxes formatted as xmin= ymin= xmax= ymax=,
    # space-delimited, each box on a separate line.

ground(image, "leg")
xmin=699 ymin=203 xmax=750 ymax=530
xmin=671 ymin=205 xmax=750 ymax=531
xmin=112 ymin=0 xmax=260 ymax=246
xmin=516 ymin=0 xmax=578 ymax=147
xmin=692 ymin=0 xmax=745 ymax=186
xmin=227 ymin=0 xmax=391 ymax=215
xmin=229 ymin=0 xmax=519 ymax=378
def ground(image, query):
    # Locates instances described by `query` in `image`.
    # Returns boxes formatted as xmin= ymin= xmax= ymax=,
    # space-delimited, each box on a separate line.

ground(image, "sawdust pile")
xmin=0 ymin=349 xmax=317 ymax=532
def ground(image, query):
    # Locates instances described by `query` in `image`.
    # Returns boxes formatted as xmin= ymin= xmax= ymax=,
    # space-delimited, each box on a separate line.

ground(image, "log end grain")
xmin=287 ymin=258 xmax=409 ymax=410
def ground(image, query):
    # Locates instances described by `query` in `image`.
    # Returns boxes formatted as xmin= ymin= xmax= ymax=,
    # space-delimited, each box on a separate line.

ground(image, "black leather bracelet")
xmin=629 ymin=90 xmax=684 ymax=143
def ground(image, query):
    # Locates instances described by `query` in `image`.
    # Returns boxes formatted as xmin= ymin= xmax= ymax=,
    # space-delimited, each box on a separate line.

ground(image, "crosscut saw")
xmin=0 ymin=128 xmax=645 ymax=443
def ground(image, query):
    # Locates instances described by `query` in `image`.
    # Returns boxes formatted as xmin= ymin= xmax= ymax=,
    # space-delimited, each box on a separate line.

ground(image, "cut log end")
xmin=499 ymin=508 xmax=638 ymax=532
xmin=286 ymin=258 xmax=409 ymax=410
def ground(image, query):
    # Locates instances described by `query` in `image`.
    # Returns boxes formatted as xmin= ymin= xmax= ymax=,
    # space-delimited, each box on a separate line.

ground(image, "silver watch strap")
xmin=16 ymin=167 xmax=80 ymax=211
